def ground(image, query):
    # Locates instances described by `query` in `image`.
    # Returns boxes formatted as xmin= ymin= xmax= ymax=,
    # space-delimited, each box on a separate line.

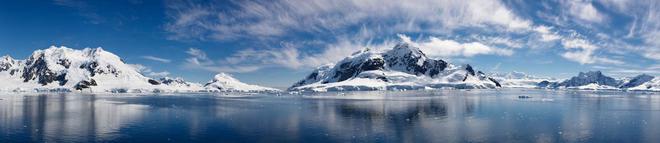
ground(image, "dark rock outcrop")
xmin=74 ymin=79 xmax=97 ymax=90
xmin=148 ymin=79 xmax=160 ymax=85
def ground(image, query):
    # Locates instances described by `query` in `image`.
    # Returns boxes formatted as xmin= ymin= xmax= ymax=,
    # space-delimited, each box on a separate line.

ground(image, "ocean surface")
xmin=1 ymin=89 xmax=659 ymax=142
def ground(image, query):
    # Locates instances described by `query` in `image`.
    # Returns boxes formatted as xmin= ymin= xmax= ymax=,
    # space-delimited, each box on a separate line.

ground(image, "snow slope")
xmin=288 ymin=43 xmax=501 ymax=92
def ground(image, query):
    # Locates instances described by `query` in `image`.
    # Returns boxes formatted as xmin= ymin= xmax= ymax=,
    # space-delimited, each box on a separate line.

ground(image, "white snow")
xmin=568 ymin=83 xmax=619 ymax=90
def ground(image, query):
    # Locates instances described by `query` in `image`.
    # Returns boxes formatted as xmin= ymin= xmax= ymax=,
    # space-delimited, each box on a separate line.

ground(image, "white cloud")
xmin=185 ymin=48 xmax=214 ymax=66
xmin=147 ymin=71 xmax=170 ymax=77
xmin=533 ymin=25 xmax=561 ymax=42
xmin=400 ymin=34 xmax=514 ymax=58
xmin=560 ymin=38 xmax=623 ymax=65
xmin=141 ymin=56 xmax=171 ymax=63
xmin=643 ymin=48 xmax=660 ymax=60
xmin=184 ymin=48 xmax=273 ymax=73
xmin=183 ymin=47 xmax=274 ymax=73
xmin=164 ymin=0 xmax=531 ymax=41
xmin=565 ymin=0 xmax=606 ymax=23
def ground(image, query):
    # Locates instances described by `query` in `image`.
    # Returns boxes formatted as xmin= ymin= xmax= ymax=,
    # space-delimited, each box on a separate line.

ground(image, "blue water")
xmin=1 ymin=89 xmax=659 ymax=142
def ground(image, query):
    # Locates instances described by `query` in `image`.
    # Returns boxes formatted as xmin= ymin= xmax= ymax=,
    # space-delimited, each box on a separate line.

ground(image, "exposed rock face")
xmin=382 ymin=44 xmax=448 ymax=77
xmin=0 ymin=56 xmax=17 ymax=72
xmin=289 ymin=43 xmax=501 ymax=92
xmin=536 ymin=81 xmax=557 ymax=88
xmin=21 ymin=53 xmax=68 ymax=86
xmin=148 ymin=79 xmax=160 ymax=85
xmin=74 ymin=79 xmax=97 ymax=90
xmin=159 ymin=77 xmax=191 ymax=86
xmin=559 ymin=71 xmax=620 ymax=87
xmin=537 ymin=71 xmax=623 ymax=89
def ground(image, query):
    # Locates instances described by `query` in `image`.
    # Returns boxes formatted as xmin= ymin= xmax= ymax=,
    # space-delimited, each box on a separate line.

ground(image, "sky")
xmin=1 ymin=0 xmax=659 ymax=88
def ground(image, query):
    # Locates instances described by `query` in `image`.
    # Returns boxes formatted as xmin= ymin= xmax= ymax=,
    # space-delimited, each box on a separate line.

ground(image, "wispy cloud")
xmin=166 ymin=0 xmax=659 ymax=74
xmin=141 ymin=56 xmax=171 ymax=63
xmin=164 ymin=0 xmax=531 ymax=41
xmin=147 ymin=71 xmax=170 ymax=77
xmin=560 ymin=38 xmax=623 ymax=65
xmin=399 ymin=34 xmax=514 ymax=58
xmin=564 ymin=0 xmax=607 ymax=23
xmin=129 ymin=64 xmax=171 ymax=78
xmin=183 ymin=48 xmax=263 ymax=73
xmin=183 ymin=34 xmax=518 ymax=73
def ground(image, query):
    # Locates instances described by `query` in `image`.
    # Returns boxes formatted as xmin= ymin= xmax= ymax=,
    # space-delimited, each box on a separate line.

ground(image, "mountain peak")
xmin=205 ymin=72 xmax=280 ymax=92
xmin=0 ymin=55 xmax=17 ymax=71
xmin=537 ymin=71 xmax=621 ymax=88
xmin=212 ymin=72 xmax=240 ymax=83
xmin=387 ymin=43 xmax=426 ymax=59
xmin=1 ymin=55 xmax=14 ymax=60
xmin=578 ymin=71 xmax=603 ymax=77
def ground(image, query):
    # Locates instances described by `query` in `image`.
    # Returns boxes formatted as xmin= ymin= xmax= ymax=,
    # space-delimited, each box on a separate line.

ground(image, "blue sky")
xmin=1 ymin=0 xmax=659 ymax=88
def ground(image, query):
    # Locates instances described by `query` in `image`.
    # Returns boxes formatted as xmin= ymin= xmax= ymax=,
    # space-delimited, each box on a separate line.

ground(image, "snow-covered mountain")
xmin=204 ymin=73 xmax=280 ymax=92
xmin=537 ymin=71 xmax=619 ymax=89
xmin=536 ymin=71 xmax=659 ymax=91
xmin=0 ymin=46 xmax=278 ymax=93
xmin=624 ymin=75 xmax=660 ymax=91
xmin=288 ymin=43 xmax=501 ymax=92
xmin=619 ymin=74 xmax=654 ymax=89
xmin=0 ymin=46 xmax=154 ymax=92
xmin=488 ymin=71 xmax=556 ymax=88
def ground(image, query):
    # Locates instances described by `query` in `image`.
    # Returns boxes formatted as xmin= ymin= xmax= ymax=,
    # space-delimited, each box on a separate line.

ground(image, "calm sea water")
xmin=1 ymin=89 xmax=659 ymax=143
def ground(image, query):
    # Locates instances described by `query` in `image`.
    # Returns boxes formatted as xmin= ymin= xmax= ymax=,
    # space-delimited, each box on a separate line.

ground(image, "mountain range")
xmin=536 ymin=71 xmax=659 ymax=91
xmin=1 ymin=45 xmax=658 ymax=93
xmin=0 ymin=46 xmax=279 ymax=93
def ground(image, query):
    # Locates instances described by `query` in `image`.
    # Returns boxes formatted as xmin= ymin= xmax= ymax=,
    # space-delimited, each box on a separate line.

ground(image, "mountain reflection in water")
xmin=1 ymin=90 xmax=660 ymax=142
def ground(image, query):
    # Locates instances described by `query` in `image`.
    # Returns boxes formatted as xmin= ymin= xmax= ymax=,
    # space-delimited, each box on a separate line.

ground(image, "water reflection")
xmin=0 ymin=90 xmax=659 ymax=142
xmin=0 ymin=94 xmax=148 ymax=142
